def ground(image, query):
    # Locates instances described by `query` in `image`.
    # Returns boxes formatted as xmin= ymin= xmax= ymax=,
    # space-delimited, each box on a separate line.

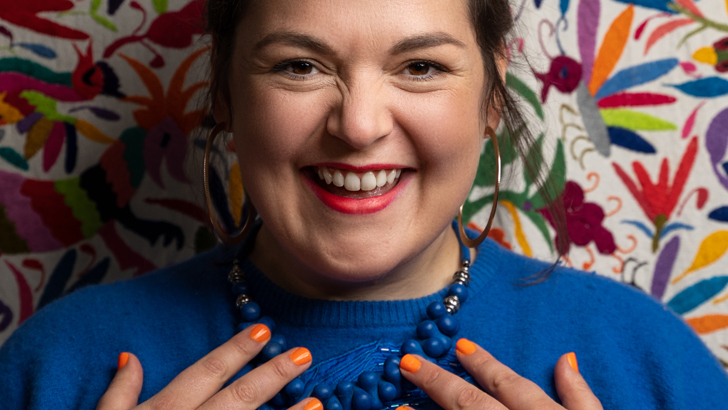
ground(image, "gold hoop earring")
xmin=203 ymin=122 xmax=256 ymax=245
xmin=458 ymin=126 xmax=501 ymax=248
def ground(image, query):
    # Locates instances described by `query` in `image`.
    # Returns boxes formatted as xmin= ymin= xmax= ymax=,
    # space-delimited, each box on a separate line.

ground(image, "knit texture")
xmin=1 ymin=237 xmax=727 ymax=409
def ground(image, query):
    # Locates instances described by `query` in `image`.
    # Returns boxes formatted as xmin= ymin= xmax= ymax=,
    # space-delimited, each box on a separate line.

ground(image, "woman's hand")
xmin=399 ymin=338 xmax=602 ymax=410
xmin=97 ymin=324 xmax=322 ymax=410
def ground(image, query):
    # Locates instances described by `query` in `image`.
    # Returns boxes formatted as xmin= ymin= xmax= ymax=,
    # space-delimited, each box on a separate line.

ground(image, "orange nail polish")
xmin=249 ymin=324 xmax=271 ymax=342
xmin=304 ymin=398 xmax=323 ymax=410
xmin=290 ymin=347 xmax=312 ymax=365
xmin=117 ymin=352 xmax=129 ymax=370
xmin=400 ymin=354 xmax=421 ymax=373
xmin=396 ymin=407 xmax=413 ymax=410
xmin=566 ymin=352 xmax=579 ymax=373
xmin=456 ymin=338 xmax=477 ymax=356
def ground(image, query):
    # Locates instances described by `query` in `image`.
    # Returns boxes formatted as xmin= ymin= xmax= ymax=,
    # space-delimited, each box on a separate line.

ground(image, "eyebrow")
xmin=254 ymin=31 xmax=465 ymax=56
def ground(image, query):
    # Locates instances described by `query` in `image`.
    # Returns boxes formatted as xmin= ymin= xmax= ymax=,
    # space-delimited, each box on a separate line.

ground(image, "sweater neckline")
xmin=231 ymin=226 xmax=497 ymax=328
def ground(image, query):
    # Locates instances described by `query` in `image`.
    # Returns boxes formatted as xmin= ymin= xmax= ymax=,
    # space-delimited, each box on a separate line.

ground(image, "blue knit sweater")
xmin=1 ymin=237 xmax=727 ymax=409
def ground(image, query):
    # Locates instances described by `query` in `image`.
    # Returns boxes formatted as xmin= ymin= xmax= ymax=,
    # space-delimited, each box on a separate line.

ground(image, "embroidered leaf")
xmin=15 ymin=43 xmax=57 ymax=59
xmin=108 ymin=0 xmax=125 ymax=15
xmin=668 ymin=77 xmax=728 ymax=98
xmin=608 ymin=127 xmax=656 ymax=153
xmin=597 ymin=92 xmax=676 ymax=108
xmin=672 ymin=231 xmax=728 ymax=284
xmin=595 ymin=58 xmax=678 ymax=99
xmin=25 ymin=117 xmax=53 ymax=160
xmin=0 ymin=25 xmax=13 ymax=41
xmin=578 ymin=0 xmax=600 ymax=82
xmin=612 ymin=0 xmax=675 ymax=13
xmin=644 ymin=18 xmax=693 ymax=55
xmin=5 ymin=261 xmax=33 ymax=325
xmin=70 ymin=106 xmax=121 ymax=121
xmin=64 ymin=123 xmax=77 ymax=173
xmin=673 ymin=0 xmax=703 ymax=18
xmin=601 ymin=109 xmax=676 ymax=131
xmin=37 ymin=250 xmax=76 ymax=310
xmin=0 ymin=299 xmax=12 ymax=333
xmin=0 ymin=147 xmax=29 ymax=170
xmin=91 ymin=13 xmax=118 ymax=32
xmin=524 ymin=134 xmax=545 ymax=188
xmin=68 ymin=258 xmax=111 ymax=294
xmin=706 ymin=107 xmax=728 ymax=190
xmin=42 ymin=122 xmax=65 ymax=172
xmin=667 ymin=276 xmax=728 ymax=315
xmin=589 ymin=5 xmax=634 ymax=95
xmin=687 ymin=315 xmax=728 ymax=334
xmin=660 ymin=222 xmax=693 ymax=238
xmin=621 ymin=220 xmax=654 ymax=238
xmin=91 ymin=0 xmax=102 ymax=13
xmin=709 ymin=207 xmax=728 ymax=223
xmin=528 ymin=139 xmax=565 ymax=209
xmin=153 ymin=0 xmax=168 ymax=14
xmin=506 ymin=73 xmax=544 ymax=119
xmin=652 ymin=235 xmax=679 ymax=299
xmin=683 ymin=102 xmax=705 ymax=139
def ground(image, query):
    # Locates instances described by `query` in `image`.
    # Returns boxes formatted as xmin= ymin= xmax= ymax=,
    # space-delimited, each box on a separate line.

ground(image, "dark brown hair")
xmin=203 ymin=0 xmax=569 ymax=278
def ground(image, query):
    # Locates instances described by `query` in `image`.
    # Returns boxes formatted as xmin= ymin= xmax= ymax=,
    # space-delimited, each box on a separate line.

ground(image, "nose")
xmin=326 ymin=80 xmax=393 ymax=149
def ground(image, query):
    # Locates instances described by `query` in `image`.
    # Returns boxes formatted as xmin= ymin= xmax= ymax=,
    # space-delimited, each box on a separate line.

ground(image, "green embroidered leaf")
xmin=91 ymin=13 xmax=118 ymax=32
xmin=524 ymin=133 xmax=544 ymax=188
xmin=90 ymin=0 xmax=101 ymax=13
xmin=0 ymin=147 xmax=29 ymax=170
xmin=153 ymin=0 xmax=168 ymax=14
xmin=528 ymin=139 xmax=566 ymax=210
xmin=473 ymin=129 xmax=519 ymax=188
xmin=600 ymin=109 xmax=677 ymax=130
xmin=506 ymin=72 xmax=544 ymax=119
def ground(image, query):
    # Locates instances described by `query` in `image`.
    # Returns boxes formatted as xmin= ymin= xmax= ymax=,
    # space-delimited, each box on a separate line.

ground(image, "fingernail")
xmin=117 ymin=352 xmax=129 ymax=370
xmin=567 ymin=352 xmax=579 ymax=373
xmin=456 ymin=338 xmax=476 ymax=355
xmin=290 ymin=347 xmax=312 ymax=365
xmin=304 ymin=398 xmax=323 ymax=410
xmin=400 ymin=354 xmax=421 ymax=373
xmin=396 ymin=407 xmax=414 ymax=410
xmin=249 ymin=324 xmax=271 ymax=342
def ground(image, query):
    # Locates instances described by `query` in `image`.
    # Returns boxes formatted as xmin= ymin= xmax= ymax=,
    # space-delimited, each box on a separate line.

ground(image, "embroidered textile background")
xmin=0 ymin=0 xmax=727 ymax=371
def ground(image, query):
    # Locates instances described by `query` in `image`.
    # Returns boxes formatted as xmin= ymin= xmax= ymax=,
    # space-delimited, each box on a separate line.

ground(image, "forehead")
xmin=238 ymin=0 xmax=475 ymax=51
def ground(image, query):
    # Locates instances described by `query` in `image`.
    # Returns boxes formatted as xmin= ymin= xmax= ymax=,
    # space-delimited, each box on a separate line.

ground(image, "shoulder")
xmin=0 ymin=245 xmax=236 ymax=409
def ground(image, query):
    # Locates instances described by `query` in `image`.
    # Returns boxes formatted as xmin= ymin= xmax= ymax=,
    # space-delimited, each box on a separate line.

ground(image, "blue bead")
xmin=271 ymin=392 xmax=287 ymax=407
xmin=232 ymin=281 xmax=249 ymax=295
xmin=285 ymin=378 xmax=305 ymax=400
xmin=427 ymin=301 xmax=447 ymax=319
xmin=351 ymin=387 xmax=372 ymax=410
xmin=325 ymin=396 xmax=343 ymax=410
xmin=416 ymin=320 xmax=438 ymax=339
xmin=383 ymin=356 xmax=401 ymax=384
xmin=378 ymin=381 xmax=398 ymax=401
xmin=240 ymin=301 xmax=261 ymax=321
xmin=401 ymin=339 xmax=424 ymax=356
xmin=438 ymin=335 xmax=452 ymax=351
xmin=436 ymin=315 xmax=460 ymax=336
xmin=422 ymin=337 xmax=447 ymax=358
xmin=257 ymin=316 xmax=276 ymax=332
xmin=269 ymin=334 xmax=287 ymax=350
xmin=358 ymin=372 xmax=378 ymax=389
xmin=262 ymin=341 xmax=282 ymax=360
xmin=448 ymin=283 xmax=469 ymax=302
xmin=236 ymin=322 xmax=251 ymax=333
xmin=336 ymin=381 xmax=354 ymax=410
xmin=314 ymin=383 xmax=334 ymax=400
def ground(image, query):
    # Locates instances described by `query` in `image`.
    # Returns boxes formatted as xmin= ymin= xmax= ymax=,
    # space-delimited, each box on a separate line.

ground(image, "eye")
xmin=407 ymin=62 xmax=432 ymax=76
xmin=272 ymin=59 xmax=320 ymax=79
xmin=403 ymin=61 xmax=447 ymax=81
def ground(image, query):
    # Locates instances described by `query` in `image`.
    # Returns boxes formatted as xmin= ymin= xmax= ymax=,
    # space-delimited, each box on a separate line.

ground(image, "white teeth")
xmin=344 ymin=172 xmax=360 ymax=191
xmin=361 ymin=172 xmax=376 ymax=191
xmin=376 ymin=170 xmax=387 ymax=187
xmin=333 ymin=170 xmax=344 ymax=187
xmin=315 ymin=166 xmax=402 ymax=192
xmin=387 ymin=170 xmax=396 ymax=184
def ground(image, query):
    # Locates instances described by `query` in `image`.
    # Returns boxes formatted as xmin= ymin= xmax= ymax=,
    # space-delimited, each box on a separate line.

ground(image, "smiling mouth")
xmin=308 ymin=166 xmax=404 ymax=199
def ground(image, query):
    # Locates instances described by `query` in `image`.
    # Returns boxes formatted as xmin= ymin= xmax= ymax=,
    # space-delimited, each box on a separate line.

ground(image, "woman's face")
xmin=222 ymin=0 xmax=488 ymax=289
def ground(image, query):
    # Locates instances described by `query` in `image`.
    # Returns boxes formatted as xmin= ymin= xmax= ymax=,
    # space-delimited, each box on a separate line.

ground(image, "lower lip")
xmin=302 ymin=173 xmax=410 ymax=214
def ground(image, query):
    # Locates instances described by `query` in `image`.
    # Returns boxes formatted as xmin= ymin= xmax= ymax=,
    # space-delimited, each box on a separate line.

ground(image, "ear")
xmin=485 ymin=51 xmax=509 ymax=133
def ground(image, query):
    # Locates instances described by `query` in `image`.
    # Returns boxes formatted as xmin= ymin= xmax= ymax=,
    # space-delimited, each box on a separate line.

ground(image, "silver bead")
xmin=235 ymin=294 xmax=251 ymax=308
xmin=228 ymin=263 xmax=245 ymax=283
xmin=452 ymin=270 xmax=471 ymax=286
xmin=444 ymin=295 xmax=460 ymax=314
xmin=462 ymin=259 xmax=470 ymax=268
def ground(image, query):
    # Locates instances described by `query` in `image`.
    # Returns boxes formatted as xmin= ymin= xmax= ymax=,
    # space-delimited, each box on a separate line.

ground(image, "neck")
xmin=248 ymin=224 xmax=465 ymax=301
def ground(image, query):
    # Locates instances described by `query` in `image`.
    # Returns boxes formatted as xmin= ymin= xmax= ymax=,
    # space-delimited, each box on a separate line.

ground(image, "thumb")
xmin=96 ymin=352 xmax=144 ymax=410
xmin=554 ymin=352 xmax=603 ymax=410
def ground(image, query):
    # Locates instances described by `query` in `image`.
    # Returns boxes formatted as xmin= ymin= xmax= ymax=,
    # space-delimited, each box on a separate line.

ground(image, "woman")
xmin=1 ymin=0 xmax=727 ymax=408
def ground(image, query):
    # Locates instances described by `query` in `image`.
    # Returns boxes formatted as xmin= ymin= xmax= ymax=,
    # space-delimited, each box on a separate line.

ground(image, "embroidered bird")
xmin=0 ymin=48 xmax=208 ymax=275
xmin=692 ymin=37 xmax=728 ymax=73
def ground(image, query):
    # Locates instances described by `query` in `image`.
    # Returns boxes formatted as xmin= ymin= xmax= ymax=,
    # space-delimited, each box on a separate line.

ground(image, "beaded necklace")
xmin=227 ymin=223 xmax=472 ymax=410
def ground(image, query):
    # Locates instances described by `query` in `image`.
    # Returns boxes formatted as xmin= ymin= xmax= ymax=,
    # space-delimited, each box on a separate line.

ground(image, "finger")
xmin=147 ymin=323 xmax=271 ymax=409
xmin=455 ymin=339 xmax=559 ymax=409
xmin=399 ymin=353 xmax=505 ymax=410
xmin=288 ymin=397 xmax=323 ymax=410
xmin=96 ymin=352 xmax=143 ymax=410
xmin=201 ymin=347 xmax=313 ymax=409
xmin=554 ymin=352 xmax=603 ymax=410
